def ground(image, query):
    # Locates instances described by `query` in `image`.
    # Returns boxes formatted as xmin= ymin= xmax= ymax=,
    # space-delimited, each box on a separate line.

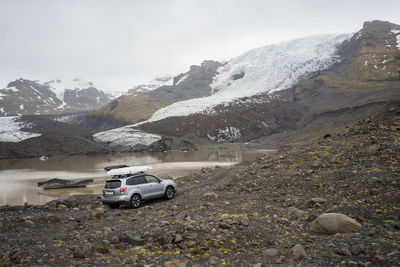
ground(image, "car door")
xmin=126 ymin=176 xmax=148 ymax=197
xmin=144 ymin=175 xmax=164 ymax=198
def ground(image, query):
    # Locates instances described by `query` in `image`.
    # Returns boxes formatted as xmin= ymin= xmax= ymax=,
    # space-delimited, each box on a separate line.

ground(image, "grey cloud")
xmin=0 ymin=0 xmax=399 ymax=90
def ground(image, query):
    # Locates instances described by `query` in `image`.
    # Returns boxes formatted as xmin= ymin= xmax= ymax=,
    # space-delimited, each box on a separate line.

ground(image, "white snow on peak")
xmin=0 ymin=116 xmax=41 ymax=142
xmin=126 ymin=75 xmax=175 ymax=95
xmin=391 ymin=29 xmax=400 ymax=49
xmin=144 ymin=33 xmax=351 ymax=123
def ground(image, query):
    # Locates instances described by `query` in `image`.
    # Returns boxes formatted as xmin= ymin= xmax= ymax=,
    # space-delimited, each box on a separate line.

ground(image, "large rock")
xmin=289 ymin=244 xmax=306 ymax=260
xmin=310 ymin=213 xmax=362 ymax=234
xmin=120 ymin=230 xmax=145 ymax=245
xmin=164 ymin=260 xmax=187 ymax=267
xmin=57 ymin=195 xmax=79 ymax=208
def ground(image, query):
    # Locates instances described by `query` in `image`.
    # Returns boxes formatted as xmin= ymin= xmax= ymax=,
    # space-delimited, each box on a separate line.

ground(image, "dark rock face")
xmin=64 ymin=87 xmax=111 ymax=109
xmin=149 ymin=60 xmax=223 ymax=104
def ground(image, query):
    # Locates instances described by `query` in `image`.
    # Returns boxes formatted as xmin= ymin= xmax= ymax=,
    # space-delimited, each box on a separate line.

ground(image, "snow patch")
xmin=93 ymin=126 xmax=161 ymax=147
xmin=6 ymin=87 xmax=18 ymax=92
xmin=0 ymin=107 xmax=4 ymax=113
xmin=0 ymin=117 xmax=41 ymax=142
xmin=391 ymin=29 xmax=400 ymax=49
xmin=19 ymin=104 xmax=24 ymax=110
xmin=207 ymin=127 xmax=241 ymax=143
xmin=176 ymin=74 xmax=190 ymax=85
xmin=364 ymin=60 xmax=368 ymax=67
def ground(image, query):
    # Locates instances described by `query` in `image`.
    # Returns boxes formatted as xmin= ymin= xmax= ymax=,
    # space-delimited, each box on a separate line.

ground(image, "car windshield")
xmin=105 ymin=180 xmax=121 ymax=189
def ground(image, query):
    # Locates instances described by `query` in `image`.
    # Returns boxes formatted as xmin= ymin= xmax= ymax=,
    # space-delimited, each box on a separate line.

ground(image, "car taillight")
xmin=120 ymin=187 xmax=127 ymax=194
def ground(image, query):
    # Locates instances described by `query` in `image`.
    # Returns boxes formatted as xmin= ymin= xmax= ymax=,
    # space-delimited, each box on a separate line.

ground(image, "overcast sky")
xmin=0 ymin=0 xmax=399 ymax=91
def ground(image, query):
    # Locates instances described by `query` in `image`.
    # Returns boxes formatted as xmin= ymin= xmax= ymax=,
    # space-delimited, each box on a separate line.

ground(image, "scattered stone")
xmin=45 ymin=214 xmax=60 ymax=223
xmin=120 ymin=230 xmax=145 ymax=245
xmin=174 ymin=233 xmax=183 ymax=243
xmin=240 ymin=216 xmax=249 ymax=226
xmin=209 ymin=256 xmax=219 ymax=264
xmin=310 ymin=213 xmax=362 ymax=234
xmin=91 ymin=245 xmax=109 ymax=254
xmin=164 ymin=260 xmax=186 ymax=267
xmin=10 ymin=249 xmax=22 ymax=261
xmin=263 ymin=248 xmax=279 ymax=257
xmin=73 ymin=251 xmax=86 ymax=259
xmin=90 ymin=208 xmax=105 ymax=219
xmin=373 ymin=255 xmax=386 ymax=264
xmin=0 ymin=220 xmax=3 ymax=229
xmin=111 ymin=236 xmax=119 ymax=244
xmin=310 ymin=197 xmax=327 ymax=204
xmin=336 ymin=248 xmax=352 ymax=256
xmin=287 ymin=207 xmax=304 ymax=219
xmin=289 ymin=244 xmax=306 ymax=260
xmin=203 ymin=192 xmax=218 ymax=199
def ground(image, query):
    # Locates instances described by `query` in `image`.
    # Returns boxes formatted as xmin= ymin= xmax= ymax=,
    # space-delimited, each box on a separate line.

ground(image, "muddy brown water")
xmin=0 ymin=148 xmax=275 ymax=206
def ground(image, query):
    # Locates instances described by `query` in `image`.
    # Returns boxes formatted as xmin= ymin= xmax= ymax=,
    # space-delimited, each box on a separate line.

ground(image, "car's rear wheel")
xmin=165 ymin=186 xmax=175 ymax=200
xmin=109 ymin=203 xmax=119 ymax=209
xmin=129 ymin=194 xmax=141 ymax=209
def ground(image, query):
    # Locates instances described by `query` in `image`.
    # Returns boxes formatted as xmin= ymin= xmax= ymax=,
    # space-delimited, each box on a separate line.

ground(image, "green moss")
xmin=92 ymin=93 xmax=167 ymax=123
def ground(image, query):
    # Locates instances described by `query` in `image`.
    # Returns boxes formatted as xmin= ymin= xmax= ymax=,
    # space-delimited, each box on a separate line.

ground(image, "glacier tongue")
xmin=143 ymin=33 xmax=351 ymax=124
xmin=93 ymin=126 xmax=161 ymax=147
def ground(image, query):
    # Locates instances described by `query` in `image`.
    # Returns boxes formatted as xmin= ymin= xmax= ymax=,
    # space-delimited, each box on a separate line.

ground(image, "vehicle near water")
xmin=101 ymin=166 xmax=177 ymax=209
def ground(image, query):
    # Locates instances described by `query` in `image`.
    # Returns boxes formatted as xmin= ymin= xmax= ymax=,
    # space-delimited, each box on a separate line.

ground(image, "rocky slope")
xmin=1 ymin=112 xmax=399 ymax=266
xmin=0 ymin=78 xmax=112 ymax=116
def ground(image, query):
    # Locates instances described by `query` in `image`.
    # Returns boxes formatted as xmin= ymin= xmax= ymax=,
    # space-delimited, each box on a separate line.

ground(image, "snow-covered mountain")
xmin=0 ymin=78 xmax=113 ymax=116
xmin=94 ymin=20 xmax=400 ymax=149
xmin=144 ymin=34 xmax=351 ymax=123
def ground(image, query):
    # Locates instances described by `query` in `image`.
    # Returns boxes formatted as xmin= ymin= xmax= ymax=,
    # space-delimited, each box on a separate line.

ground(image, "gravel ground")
xmin=0 ymin=114 xmax=399 ymax=266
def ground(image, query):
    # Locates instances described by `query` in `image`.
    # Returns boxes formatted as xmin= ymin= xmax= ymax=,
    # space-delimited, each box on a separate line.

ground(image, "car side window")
xmin=135 ymin=176 xmax=147 ymax=185
xmin=126 ymin=176 xmax=147 ymax=185
xmin=145 ymin=175 xmax=159 ymax=183
xmin=126 ymin=177 xmax=135 ymax=185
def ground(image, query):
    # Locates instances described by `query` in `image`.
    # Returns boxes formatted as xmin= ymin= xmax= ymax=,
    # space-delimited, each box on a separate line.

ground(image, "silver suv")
xmin=102 ymin=173 xmax=177 ymax=209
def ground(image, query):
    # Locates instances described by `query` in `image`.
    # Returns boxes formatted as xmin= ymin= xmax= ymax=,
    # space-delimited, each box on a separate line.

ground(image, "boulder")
xmin=164 ymin=260 xmax=187 ymax=267
xmin=310 ymin=213 xmax=362 ymax=234
xmin=263 ymin=248 xmax=279 ymax=256
xmin=57 ymin=195 xmax=79 ymax=208
xmin=120 ymin=230 xmax=145 ymax=245
xmin=289 ymin=244 xmax=306 ymax=260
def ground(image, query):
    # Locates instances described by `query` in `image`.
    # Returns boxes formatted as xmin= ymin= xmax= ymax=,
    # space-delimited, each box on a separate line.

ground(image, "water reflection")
xmin=0 ymin=148 xmax=274 ymax=205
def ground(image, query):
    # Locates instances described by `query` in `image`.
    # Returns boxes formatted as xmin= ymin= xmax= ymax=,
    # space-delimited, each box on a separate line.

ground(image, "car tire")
xmin=165 ymin=186 xmax=175 ymax=200
xmin=129 ymin=194 xmax=141 ymax=209
xmin=109 ymin=204 xmax=119 ymax=209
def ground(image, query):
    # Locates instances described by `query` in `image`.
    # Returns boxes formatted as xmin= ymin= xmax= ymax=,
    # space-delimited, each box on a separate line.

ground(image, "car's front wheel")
xmin=129 ymin=194 xmax=141 ymax=208
xmin=165 ymin=186 xmax=175 ymax=200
